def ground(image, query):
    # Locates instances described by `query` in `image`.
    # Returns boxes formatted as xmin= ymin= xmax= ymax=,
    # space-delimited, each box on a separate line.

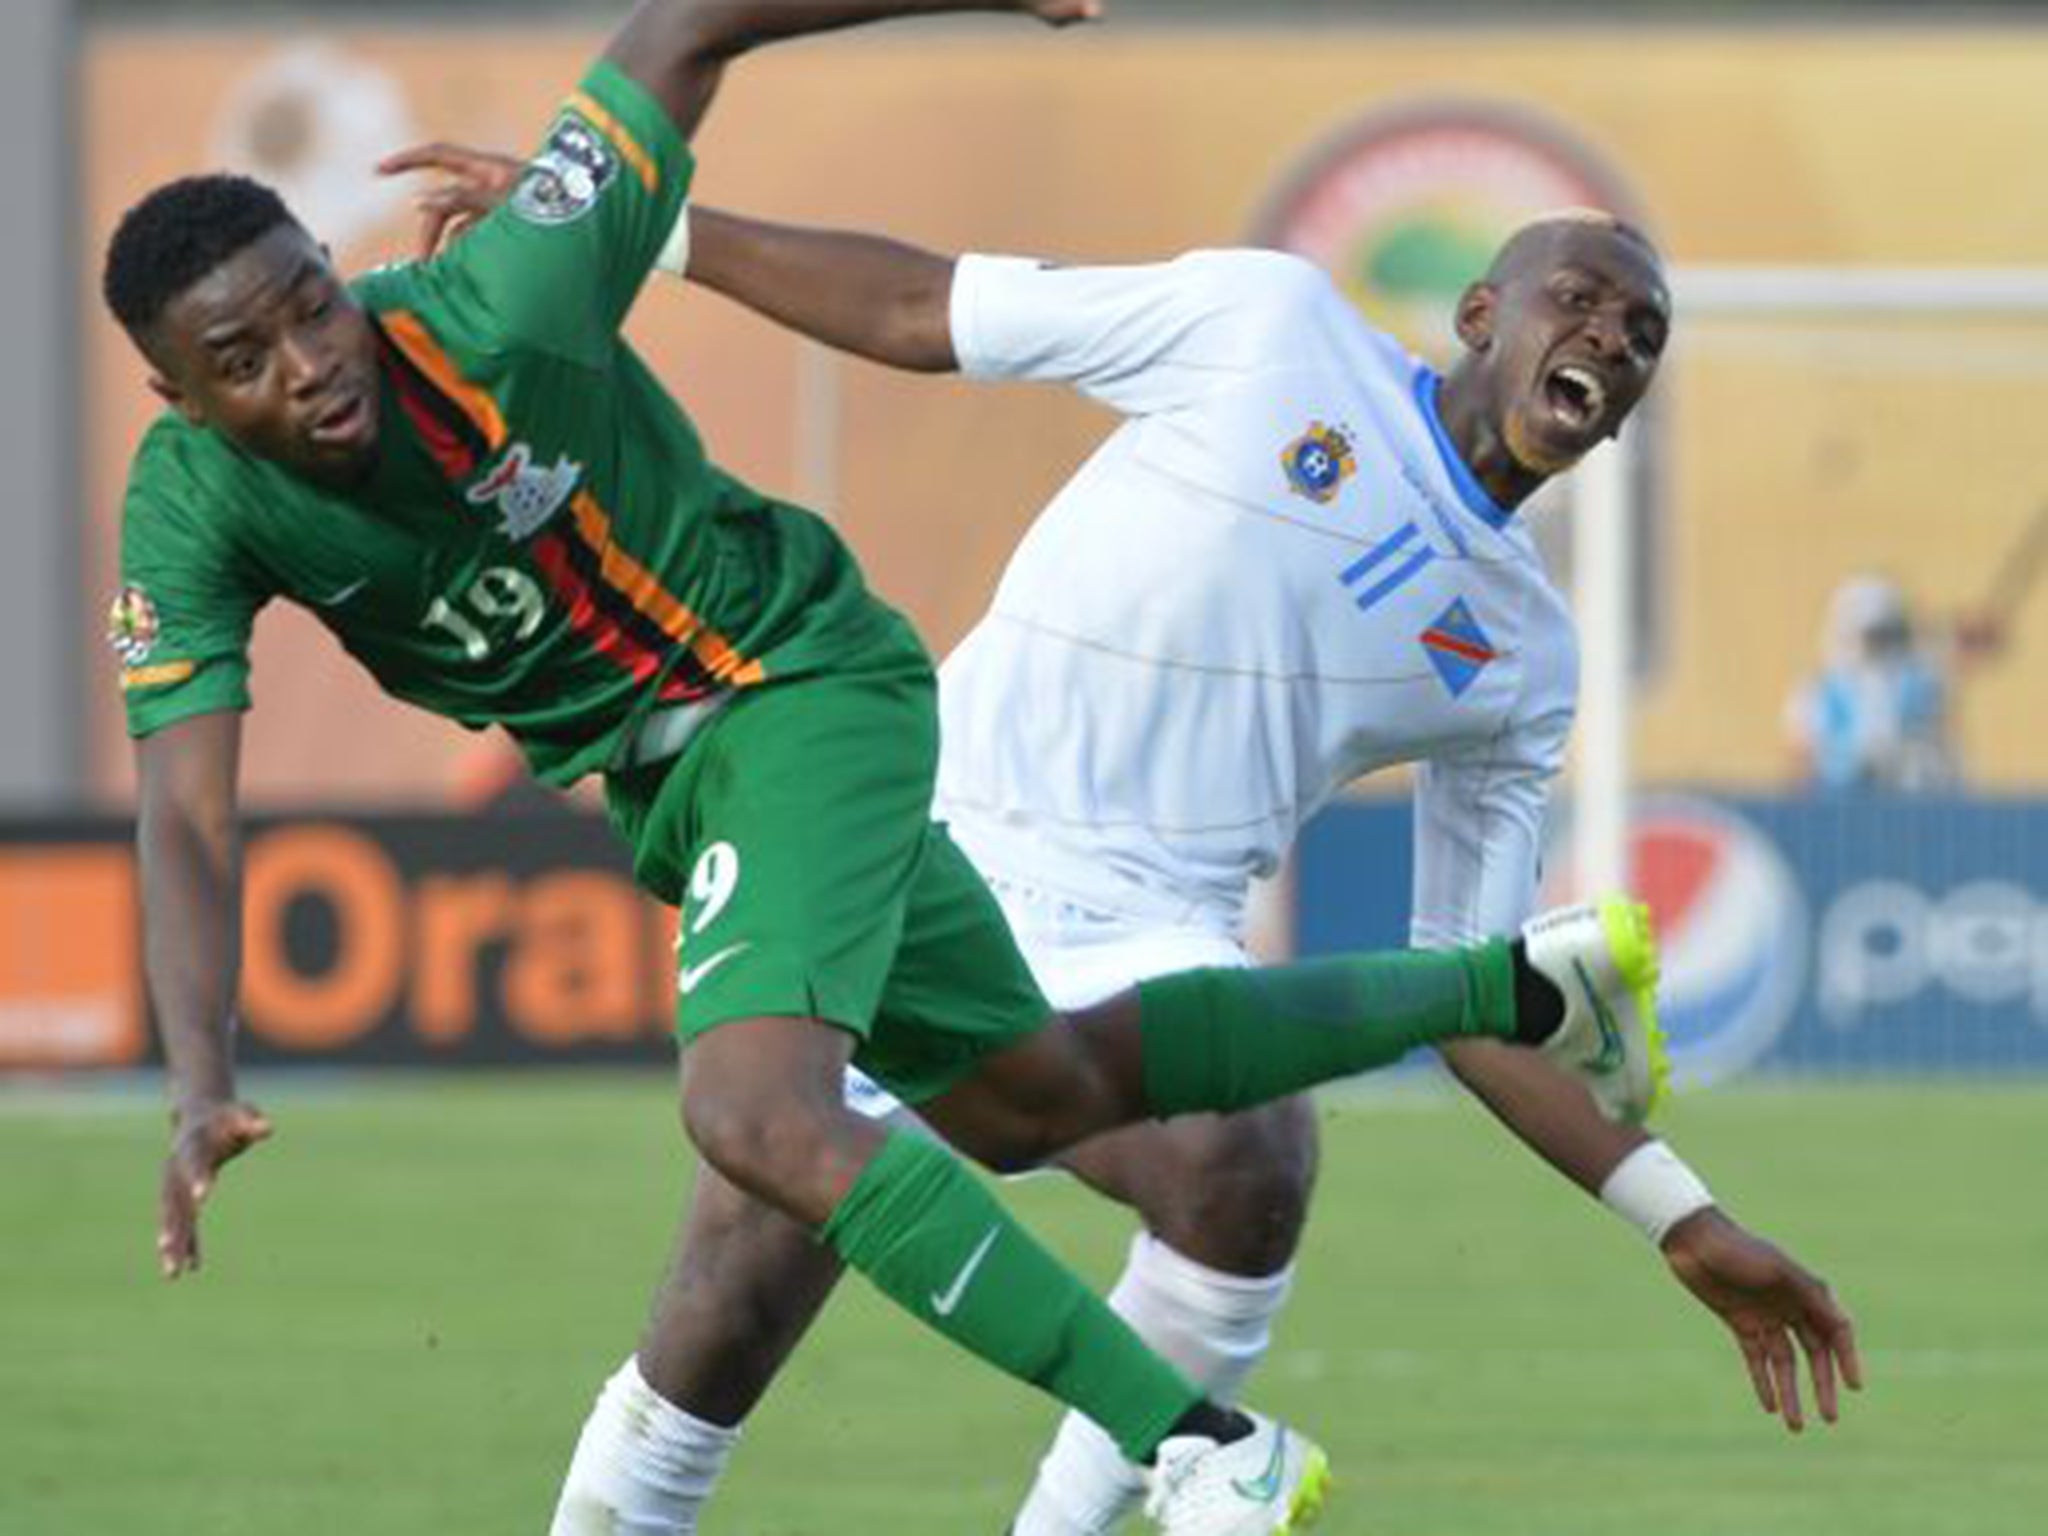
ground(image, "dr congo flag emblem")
xmin=1419 ymin=598 xmax=1498 ymax=697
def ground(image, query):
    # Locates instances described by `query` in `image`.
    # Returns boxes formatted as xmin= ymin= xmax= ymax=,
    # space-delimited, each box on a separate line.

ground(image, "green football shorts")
xmin=604 ymin=661 xmax=1052 ymax=1104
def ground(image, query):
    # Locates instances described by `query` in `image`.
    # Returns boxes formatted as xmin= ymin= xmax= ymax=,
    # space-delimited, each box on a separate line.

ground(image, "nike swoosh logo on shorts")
xmin=679 ymin=942 xmax=750 ymax=995
xmin=930 ymin=1226 xmax=1001 ymax=1317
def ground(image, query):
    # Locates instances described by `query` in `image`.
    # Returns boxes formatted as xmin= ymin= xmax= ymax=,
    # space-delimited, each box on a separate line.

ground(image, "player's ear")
xmin=1454 ymin=282 xmax=1497 ymax=354
xmin=147 ymin=371 xmax=204 ymax=426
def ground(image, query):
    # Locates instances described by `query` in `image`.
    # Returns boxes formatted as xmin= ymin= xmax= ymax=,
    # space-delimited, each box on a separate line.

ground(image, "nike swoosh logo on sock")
xmin=930 ymin=1226 xmax=1001 ymax=1317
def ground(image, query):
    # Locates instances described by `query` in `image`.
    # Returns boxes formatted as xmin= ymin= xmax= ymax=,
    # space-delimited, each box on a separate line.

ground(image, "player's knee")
xmin=680 ymin=1081 xmax=759 ymax=1181
xmin=1144 ymin=1109 xmax=1320 ymax=1268
xmin=1208 ymin=1145 xmax=1316 ymax=1230
xmin=681 ymin=1077 xmax=830 ymax=1210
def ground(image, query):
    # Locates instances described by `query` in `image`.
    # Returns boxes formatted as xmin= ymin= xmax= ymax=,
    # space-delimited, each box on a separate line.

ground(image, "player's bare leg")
xmin=643 ymin=1161 xmax=846 ymax=1423
xmin=552 ymin=1160 xmax=841 ymax=1534
xmin=1081 ymin=1104 xmax=1320 ymax=1277
xmin=553 ymin=1018 xmax=875 ymax=1536
xmin=1010 ymin=1102 xmax=1320 ymax=1536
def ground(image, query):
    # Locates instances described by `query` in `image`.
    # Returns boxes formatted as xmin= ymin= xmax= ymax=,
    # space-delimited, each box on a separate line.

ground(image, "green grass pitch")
xmin=4 ymin=1075 xmax=2044 ymax=1534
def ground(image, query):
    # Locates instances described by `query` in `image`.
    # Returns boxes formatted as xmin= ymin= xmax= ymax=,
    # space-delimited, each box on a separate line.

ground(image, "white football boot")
xmin=1143 ymin=1413 xmax=1331 ymax=1535
xmin=1521 ymin=895 xmax=1670 ymax=1125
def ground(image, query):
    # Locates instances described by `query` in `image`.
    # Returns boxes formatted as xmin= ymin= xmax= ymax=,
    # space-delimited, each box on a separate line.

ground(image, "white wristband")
xmin=656 ymin=202 xmax=693 ymax=279
xmin=1599 ymin=1141 xmax=1714 ymax=1246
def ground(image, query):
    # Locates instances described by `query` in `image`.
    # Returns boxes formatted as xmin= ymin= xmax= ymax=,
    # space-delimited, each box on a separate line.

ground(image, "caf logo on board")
xmin=1248 ymin=99 xmax=1645 ymax=361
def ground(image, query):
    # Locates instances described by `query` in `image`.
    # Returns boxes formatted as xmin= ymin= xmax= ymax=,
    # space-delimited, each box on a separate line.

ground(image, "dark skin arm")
xmin=381 ymin=144 xmax=961 ymax=372
xmin=605 ymin=0 xmax=1099 ymax=143
xmin=1440 ymin=1036 xmax=1644 ymax=1192
xmin=1444 ymin=1038 xmax=1862 ymax=1430
xmin=688 ymin=208 xmax=959 ymax=371
xmin=136 ymin=711 xmax=272 ymax=1279
xmin=384 ymin=0 xmax=1094 ymax=350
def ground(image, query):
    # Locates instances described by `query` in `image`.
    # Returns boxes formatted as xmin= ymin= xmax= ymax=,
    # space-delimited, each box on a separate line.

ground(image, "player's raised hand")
xmin=157 ymin=1098 xmax=274 ymax=1280
xmin=1019 ymin=0 xmax=1104 ymax=26
xmin=1660 ymin=1208 xmax=1863 ymax=1432
xmin=377 ymin=143 xmax=526 ymax=259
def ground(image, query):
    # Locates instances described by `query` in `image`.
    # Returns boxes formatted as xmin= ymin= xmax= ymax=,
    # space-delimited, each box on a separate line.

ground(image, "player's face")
xmin=144 ymin=225 xmax=381 ymax=488
xmin=1482 ymin=229 xmax=1670 ymax=476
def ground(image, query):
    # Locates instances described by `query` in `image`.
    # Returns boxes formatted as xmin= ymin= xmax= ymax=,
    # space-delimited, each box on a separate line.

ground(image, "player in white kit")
xmin=392 ymin=148 xmax=1860 ymax=1535
xmin=923 ymin=239 xmax=1593 ymax=1532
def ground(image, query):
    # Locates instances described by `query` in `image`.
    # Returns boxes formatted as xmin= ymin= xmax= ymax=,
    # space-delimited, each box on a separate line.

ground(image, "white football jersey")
xmin=938 ymin=249 xmax=1579 ymax=949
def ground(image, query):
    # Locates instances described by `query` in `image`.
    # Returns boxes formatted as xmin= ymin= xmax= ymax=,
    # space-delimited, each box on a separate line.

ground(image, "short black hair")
xmin=102 ymin=173 xmax=298 ymax=338
xmin=1485 ymin=210 xmax=1663 ymax=288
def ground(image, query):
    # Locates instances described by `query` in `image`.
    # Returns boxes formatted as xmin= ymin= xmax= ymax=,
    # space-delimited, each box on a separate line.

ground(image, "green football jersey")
xmin=111 ymin=61 xmax=922 ymax=787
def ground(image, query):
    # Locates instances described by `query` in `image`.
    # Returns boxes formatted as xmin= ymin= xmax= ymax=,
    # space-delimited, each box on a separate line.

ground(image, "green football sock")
xmin=820 ymin=1130 xmax=1199 ymax=1462
xmin=1139 ymin=939 xmax=1517 ymax=1117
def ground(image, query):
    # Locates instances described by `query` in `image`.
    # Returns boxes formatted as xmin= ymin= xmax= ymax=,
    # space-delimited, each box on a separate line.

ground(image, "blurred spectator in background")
xmin=1784 ymin=573 xmax=1989 ymax=792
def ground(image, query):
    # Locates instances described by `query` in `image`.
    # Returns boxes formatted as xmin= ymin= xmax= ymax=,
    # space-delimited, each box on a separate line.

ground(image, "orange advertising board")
xmin=0 ymin=816 xmax=681 ymax=1069
xmin=0 ymin=844 xmax=141 ymax=1068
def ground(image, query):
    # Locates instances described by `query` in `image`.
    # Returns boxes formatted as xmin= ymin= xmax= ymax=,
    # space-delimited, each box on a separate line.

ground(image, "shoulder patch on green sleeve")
xmin=105 ymin=584 xmax=161 ymax=666
xmin=511 ymin=110 xmax=622 ymax=227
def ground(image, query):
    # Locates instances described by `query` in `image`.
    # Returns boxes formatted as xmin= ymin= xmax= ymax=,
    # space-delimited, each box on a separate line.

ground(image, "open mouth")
xmin=1542 ymin=363 xmax=1609 ymax=435
xmin=308 ymin=390 xmax=371 ymax=449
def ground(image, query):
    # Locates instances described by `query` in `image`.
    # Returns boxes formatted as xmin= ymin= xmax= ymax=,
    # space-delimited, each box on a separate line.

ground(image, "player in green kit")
xmin=105 ymin=4 xmax=1703 ymax=1531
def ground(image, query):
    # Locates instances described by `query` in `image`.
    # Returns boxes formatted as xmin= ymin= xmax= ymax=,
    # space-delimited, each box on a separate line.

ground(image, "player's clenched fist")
xmin=157 ymin=1098 xmax=274 ymax=1279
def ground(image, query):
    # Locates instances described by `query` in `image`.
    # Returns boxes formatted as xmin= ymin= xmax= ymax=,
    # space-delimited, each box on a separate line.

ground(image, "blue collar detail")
xmin=1413 ymin=367 xmax=1514 ymax=532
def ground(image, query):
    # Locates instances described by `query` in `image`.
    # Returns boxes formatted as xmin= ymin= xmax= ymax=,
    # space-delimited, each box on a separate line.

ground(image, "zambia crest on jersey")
xmin=105 ymin=584 xmax=160 ymax=666
xmin=1418 ymin=598 xmax=1499 ymax=698
xmin=1280 ymin=422 xmax=1357 ymax=505
xmin=512 ymin=112 xmax=618 ymax=226
xmin=468 ymin=443 xmax=583 ymax=540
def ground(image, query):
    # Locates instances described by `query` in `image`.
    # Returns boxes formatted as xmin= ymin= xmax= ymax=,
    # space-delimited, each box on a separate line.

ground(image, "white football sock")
xmin=1011 ymin=1233 xmax=1295 ymax=1536
xmin=550 ymin=1357 xmax=741 ymax=1536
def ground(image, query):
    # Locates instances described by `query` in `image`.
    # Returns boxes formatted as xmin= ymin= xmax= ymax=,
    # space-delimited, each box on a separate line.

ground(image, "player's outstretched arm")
xmin=1440 ymin=1038 xmax=1651 ymax=1191
xmin=605 ymin=0 xmax=1101 ymax=141
xmin=1442 ymin=1043 xmax=1862 ymax=1432
xmin=135 ymin=711 xmax=272 ymax=1280
xmin=381 ymin=142 xmax=962 ymax=371
xmin=676 ymin=207 xmax=959 ymax=371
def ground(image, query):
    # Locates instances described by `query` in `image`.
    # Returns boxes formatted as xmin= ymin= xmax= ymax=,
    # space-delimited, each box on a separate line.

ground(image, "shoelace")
xmin=1142 ymin=1441 xmax=1213 ymax=1518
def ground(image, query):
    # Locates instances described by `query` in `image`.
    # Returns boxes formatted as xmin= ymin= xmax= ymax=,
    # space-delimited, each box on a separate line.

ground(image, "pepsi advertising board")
xmin=1294 ymin=792 xmax=2048 ymax=1083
